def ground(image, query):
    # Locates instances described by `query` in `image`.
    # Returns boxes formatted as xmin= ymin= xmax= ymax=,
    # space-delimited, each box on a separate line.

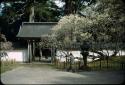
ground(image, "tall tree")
xmin=0 ymin=0 xmax=62 ymax=41
xmin=52 ymin=0 xmax=125 ymax=67
xmin=62 ymin=0 xmax=94 ymax=15
xmin=34 ymin=0 xmax=62 ymax=22
xmin=52 ymin=14 xmax=92 ymax=67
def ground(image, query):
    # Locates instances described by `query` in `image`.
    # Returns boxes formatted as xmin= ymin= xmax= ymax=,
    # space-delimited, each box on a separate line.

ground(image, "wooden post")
xmin=32 ymin=41 xmax=35 ymax=61
xmin=28 ymin=40 xmax=33 ymax=63
xmin=29 ymin=41 xmax=32 ymax=62
xmin=28 ymin=40 xmax=30 ymax=63
xmin=100 ymin=59 xmax=101 ymax=70
xmin=39 ymin=47 xmax=42 ymax=61
xmin=51 ymin=48 xmax=53 ymax=63
xmin=64 ymin=61 xmax=65 ymax=69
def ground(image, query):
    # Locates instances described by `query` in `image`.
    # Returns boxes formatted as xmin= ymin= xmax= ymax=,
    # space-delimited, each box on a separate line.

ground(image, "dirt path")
xmin=1 ymin=63 xmax=125 ymax=84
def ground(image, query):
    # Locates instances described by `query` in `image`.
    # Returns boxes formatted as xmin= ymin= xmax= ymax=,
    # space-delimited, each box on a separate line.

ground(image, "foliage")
xmin=62 ymin=0 xmax=94 ymax=14
xmin=38 ymin=35 xmax=57 ymax=49
xmin=53 ymin=14 xmax=92 ymax=43
xmin=0 ymin=33 xmax=13 ymax=50
xmin=52 ymin=0 xmax=125 ymax=59
xmin=0 ymin=42 xmax=13 ymax=50
xmin=0 ymin=0 xmax=95 ymax=41
xmin=0 ymin=0 xmax=62 ymax=41
xmin=0 ymin=0 xmax=62 ymax=23
xmin=34 ymin=0 xmax=62 ymax=22
xmin=80 ymin=0 xmax=125 ymax=44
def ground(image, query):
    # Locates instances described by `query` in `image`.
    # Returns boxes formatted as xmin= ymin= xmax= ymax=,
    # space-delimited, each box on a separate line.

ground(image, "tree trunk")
xmin=28 ymin=1 xmax=34 ymax=62
xmin=83 ymin=56 xmax=87 ymax=67
xmin=29 ymin=6 xmax=34 ymax=22
xmin=64 ymin=0 xmax=77 ymax=15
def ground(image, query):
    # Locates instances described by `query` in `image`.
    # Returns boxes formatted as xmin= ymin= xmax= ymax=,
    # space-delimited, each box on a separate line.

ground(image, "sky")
xmin=54 ymin=0 xmax=65 ymax=8
xmin=0 ymin=3 xmax=4 ymax=15
xmin=0 ymin=2 xmax=11 ymax=15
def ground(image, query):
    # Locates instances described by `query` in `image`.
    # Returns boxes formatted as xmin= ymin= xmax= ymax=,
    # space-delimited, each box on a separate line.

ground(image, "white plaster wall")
xmin=56 ymin=50 xmax=93 ymax=62
xmin=56 ymin=50 xmax=125 ymax=62
xmin=1 ymin=50 xmax=124 ymax=62
xmin=1 ymin=50 xmax=28 ymax=62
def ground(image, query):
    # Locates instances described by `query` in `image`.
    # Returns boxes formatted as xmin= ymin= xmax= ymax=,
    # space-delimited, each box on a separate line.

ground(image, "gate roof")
xmin=17 ymin=22 xmax=57 ymax=39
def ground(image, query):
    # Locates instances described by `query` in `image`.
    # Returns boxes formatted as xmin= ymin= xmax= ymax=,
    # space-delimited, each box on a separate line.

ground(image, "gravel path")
xmin=1 ymin=63 xmax=125 ymax=84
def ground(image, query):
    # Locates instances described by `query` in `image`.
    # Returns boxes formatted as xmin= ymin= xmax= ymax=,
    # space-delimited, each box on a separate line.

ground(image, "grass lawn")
xmin=54 ymin=56 xmax=125 ymax=71
xmin=1 ymin=61 xmax=56 ymax=74
xmin=20 ymin=62 xmax=56 ymax=68
xmin=1 ymin=56 xmax=124 ymax=74
xmin=0 ymin=60 xmax=20 ymax=74
xmin=88 ymin=56 xmax=125 ymax=71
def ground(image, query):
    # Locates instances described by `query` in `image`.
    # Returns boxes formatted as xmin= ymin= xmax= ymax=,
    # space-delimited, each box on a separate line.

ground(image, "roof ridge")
xmin=22 ymin=22 xmax=57 ymax=24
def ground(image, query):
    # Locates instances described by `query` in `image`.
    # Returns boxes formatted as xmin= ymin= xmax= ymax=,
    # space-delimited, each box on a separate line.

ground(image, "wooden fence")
xmin=88 ymin=60 xmax=125 ymax=71
xmin=54 ymin=59 xmax=125 ymax=71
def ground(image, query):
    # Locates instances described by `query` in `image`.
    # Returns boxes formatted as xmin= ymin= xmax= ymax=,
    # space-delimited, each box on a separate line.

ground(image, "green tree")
xmin=0 ymin=0 xmax=62 ymax=41
xmin=63 ymin=0 xmax=94 ymax=15
xmin=52 ymin=14 xmax=92 ymax=67
xmin=34 ymin=0 xmax=62 ymax=22
xmin=0 ymin=33 xmax=13 ymax=50
xmin=79 ymin=0 xmax=125 ymax=55
xmin=52 ymin=0 xmax=125 ymax=66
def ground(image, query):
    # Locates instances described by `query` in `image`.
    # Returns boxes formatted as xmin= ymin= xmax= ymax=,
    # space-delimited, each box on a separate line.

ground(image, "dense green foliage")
xmin=52 ymin=0 xmax=125 ymax=65
xmin=0 ymin=0 xmax=63 ymax=41
xmin=0 ymin=33 xmax=13 ymax=50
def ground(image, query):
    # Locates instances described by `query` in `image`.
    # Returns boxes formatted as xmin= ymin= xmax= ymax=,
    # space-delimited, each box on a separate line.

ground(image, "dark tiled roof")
xmin=16 ymin=22 xmax=57 ymax=38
